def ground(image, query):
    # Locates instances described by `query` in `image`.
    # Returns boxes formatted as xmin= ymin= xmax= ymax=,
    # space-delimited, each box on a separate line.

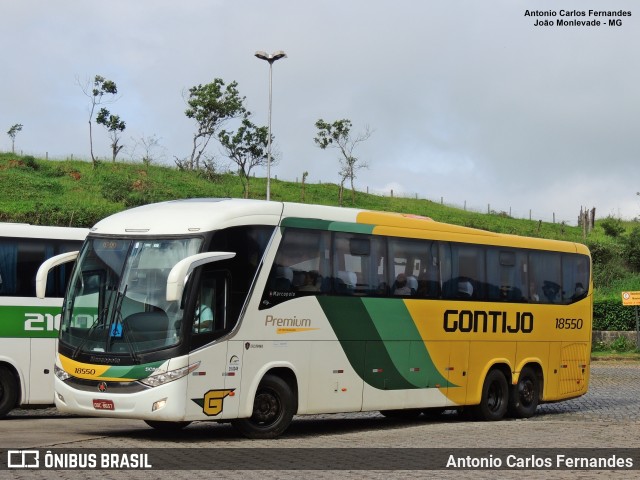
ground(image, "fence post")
xmin=636 ymin=305 xmax=640 ymax=349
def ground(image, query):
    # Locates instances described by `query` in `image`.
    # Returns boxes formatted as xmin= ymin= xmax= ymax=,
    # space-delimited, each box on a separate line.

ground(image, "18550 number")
xmin=555 ymin=318 xmax=583 ymax=330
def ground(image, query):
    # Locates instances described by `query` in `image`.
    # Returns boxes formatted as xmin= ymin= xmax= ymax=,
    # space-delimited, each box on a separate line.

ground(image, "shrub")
xmin=593 ymin=300 xmax=638 ymax=331
xmin=610 ymin=335 xmax=637 ymax=353
xmin=600 ymin=216 xmax=625 ymax=238
xmin=591 ymin=340 xmax=609 ymax=352
xmin=23 ymin=155 xmax=40 ymax=170
xmin=623 ymin=226 xmax=640 ymax=272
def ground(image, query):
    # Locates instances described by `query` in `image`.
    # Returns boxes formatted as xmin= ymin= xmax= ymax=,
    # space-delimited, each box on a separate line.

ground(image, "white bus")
xmin=0 ymin=223 xmax=88 ymax=417
xmin=38 ymin=199 xmax=592 ymax=438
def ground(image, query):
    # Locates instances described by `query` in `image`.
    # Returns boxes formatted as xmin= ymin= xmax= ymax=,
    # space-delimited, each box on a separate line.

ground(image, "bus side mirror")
xmin=166 ymin=252 xmax=236 ymax=302
xmin=36 ymin=251 xmax=80 ymax=299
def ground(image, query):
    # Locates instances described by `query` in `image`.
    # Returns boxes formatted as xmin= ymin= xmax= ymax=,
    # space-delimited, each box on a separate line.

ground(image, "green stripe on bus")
xmin=361 ymin=298 xmax=453 ymax=388
xmin=281 ymin=218 xmax=375 ymax=235
xmin=281 ymin=218 xmax=333 ymax=230
xmin=99 ymin=361 xmax=165 ymax=380
xmin=317 ymin=296 xmax=418 ymax=390
xmin=0 ymin=305 xmax=62 ymax=338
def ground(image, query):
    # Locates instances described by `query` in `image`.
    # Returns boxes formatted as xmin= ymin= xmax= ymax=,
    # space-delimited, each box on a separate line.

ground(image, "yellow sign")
xmin=621 ymin=291 xmax=640 ymax=306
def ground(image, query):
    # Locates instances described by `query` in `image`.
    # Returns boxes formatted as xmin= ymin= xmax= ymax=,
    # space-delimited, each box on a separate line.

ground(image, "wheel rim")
xmin=519 ymin=377 xmax=535 ymax=407
xmin=252 ymin=388 xmax=282 ymax=426
xmin=487 ymin=380 xmax=505 ymax=412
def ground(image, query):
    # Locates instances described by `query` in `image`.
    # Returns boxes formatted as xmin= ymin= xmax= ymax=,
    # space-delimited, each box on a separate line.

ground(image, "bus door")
xmin=28 ymin=336 xmax=57 ymax=404
xmin=186 ymin=270 xmax=240 ymax=420
xmin=440 ymin=340 xmax=470 ymax=407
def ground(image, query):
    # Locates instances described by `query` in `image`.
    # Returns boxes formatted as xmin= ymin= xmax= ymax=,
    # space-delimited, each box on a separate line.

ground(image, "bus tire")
xmin=508 ymin=366 xmax=539 ymax=418
xmin=0 ymin=367 xmax=19 ymax=418
xmin=472 ymin=369 xmax=508 ymax=421
xmin=144 ymin=420 xmax=191 ymax=431
xmin=232 ymin=374 xmax=295 ymax=439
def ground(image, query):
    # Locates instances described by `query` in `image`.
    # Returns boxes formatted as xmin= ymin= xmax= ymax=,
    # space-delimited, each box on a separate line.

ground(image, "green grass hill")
xmin=2 ymin=152 xmax=640 ymax=308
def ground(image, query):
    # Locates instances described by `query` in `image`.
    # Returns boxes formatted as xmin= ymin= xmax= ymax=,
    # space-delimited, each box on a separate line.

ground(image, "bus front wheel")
xmin=508 ymin=366 xmax=540 ymax=418
xmin=0 ymin=367 xmax=18 ymax=418
xmin=472 ymin=369 xmax=508 ymax=421
xmin=232 ymin=374 xmax=295 ymax=439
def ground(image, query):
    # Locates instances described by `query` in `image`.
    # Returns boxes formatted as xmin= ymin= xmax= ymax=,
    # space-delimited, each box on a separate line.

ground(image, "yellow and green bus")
xmin=38 ymin=199 xmax=591 ymax=438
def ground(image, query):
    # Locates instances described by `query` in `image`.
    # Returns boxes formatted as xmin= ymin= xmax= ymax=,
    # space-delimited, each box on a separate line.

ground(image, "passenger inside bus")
xmin=457 ymin=280 xmax=474 ymax=298
xmin=193 ymin=288 xmax=214 ymax=333
xmin=298 ymin=271 xmax=321 ymax=292
xmin=529 ymin=281 xmax=540 ymax=302
xmin=393 ymin=273 xmax=414 ymax=296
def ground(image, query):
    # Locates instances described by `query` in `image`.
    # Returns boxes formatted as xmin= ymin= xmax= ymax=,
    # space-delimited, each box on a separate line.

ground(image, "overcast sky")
xmin=2 ymin=0 xmax=639 ymax=224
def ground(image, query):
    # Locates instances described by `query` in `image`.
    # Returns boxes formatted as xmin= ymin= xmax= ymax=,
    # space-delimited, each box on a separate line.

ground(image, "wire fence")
xmin=9 ymin=149 xmax=577 ymax=226
xmin=366 ymin=187 xmax=574 ymax=226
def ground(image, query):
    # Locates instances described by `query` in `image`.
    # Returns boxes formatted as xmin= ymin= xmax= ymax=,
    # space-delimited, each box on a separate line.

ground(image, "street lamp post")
xmin=255 ymin=50 xmax=286 ymax=202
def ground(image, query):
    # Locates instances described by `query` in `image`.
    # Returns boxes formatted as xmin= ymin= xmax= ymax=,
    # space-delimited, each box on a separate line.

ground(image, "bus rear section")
xmin=0 ymin=223 xmax=87 ymax=417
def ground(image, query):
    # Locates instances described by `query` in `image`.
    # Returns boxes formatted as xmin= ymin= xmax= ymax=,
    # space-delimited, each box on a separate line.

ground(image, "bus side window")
xmin=333 ymin=233 xmax=385 ymax=296
xmin=530 ymin=252 xmax=562 ymax=303
xmin=191 ymin=270 xmax=229 ymax=346
xmin=486 ymin=249 xmax=527 ymax=302
xmin=562 ymin=253 xmax=590 ymax=303
xmin=261 ymin=228 xmax=330 ymax=308
xmin=0 ymin=237 xmax=78 ymax=298
xmin=441 ymin=243 xmax=485 ymax=300
xmin=0 ymin=239 xmax=17 ymax=295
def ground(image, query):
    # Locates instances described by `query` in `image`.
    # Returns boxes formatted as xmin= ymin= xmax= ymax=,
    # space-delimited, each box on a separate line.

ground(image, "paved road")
xmin=2 ymin=360 xmax=639 ymax=479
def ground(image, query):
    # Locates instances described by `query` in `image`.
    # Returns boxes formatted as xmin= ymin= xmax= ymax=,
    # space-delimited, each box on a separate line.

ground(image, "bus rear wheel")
xmin=232 ymin=374 xmax=295 ymax=439
xmin=0 ymin=367 xmax=18 ymax=418
xmin=508 ymin=366 xmax=539 ymax=418
xmin=471 ymin=369 xmax=508 ymax=421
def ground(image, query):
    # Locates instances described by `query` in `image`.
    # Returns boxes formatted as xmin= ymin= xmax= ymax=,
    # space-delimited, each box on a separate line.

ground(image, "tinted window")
xmin=441 ymin=243 xmax=485 ymax=300
xmin=486 ymin=248 xmax=528 ymax=302
xmin=0 ymin=237 xmax=80 ymax=298
xmin=259 ymin=227 xmax=590 ymax=308
xmin=333 ymin=232 xmax=386 ymax=296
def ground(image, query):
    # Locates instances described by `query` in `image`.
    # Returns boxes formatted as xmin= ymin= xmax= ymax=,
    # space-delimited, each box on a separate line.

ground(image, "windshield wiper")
xmin=109 ymin=285 xmax=140 ymax=364
xmin=71 ymin=288 xmax=115 ymax=360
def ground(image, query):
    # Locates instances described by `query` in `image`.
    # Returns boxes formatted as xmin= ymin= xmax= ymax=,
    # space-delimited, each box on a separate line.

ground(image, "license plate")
xmin=93 ymin=399 xmax=115 ymax=410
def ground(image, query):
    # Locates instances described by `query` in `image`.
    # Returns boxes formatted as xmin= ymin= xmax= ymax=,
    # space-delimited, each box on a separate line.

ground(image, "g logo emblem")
xmin=203 ymin=389 xmax=234 ymax=416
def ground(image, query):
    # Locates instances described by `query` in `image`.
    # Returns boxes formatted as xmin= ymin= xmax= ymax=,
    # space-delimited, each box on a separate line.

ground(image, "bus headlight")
xmin=139 ymin=362 xmax=200 ymax=388
xmin=54 ymin=364 xmax=71 ymax=382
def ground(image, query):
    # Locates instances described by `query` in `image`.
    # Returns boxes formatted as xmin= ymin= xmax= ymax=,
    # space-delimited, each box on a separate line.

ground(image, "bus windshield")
xmin=59 ymin=236 xmax=203 ymax=358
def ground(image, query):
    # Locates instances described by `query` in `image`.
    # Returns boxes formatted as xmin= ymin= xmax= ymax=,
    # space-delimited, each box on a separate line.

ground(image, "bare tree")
xmin=314 ymin=119 xmax=372 ymax=206
xmin=131 ymin=134 xmax=164 ymax=166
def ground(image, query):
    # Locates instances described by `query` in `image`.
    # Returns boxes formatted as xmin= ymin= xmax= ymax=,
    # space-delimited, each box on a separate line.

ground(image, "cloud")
xmin=1 ymin=0 xmax=638 ymax=224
